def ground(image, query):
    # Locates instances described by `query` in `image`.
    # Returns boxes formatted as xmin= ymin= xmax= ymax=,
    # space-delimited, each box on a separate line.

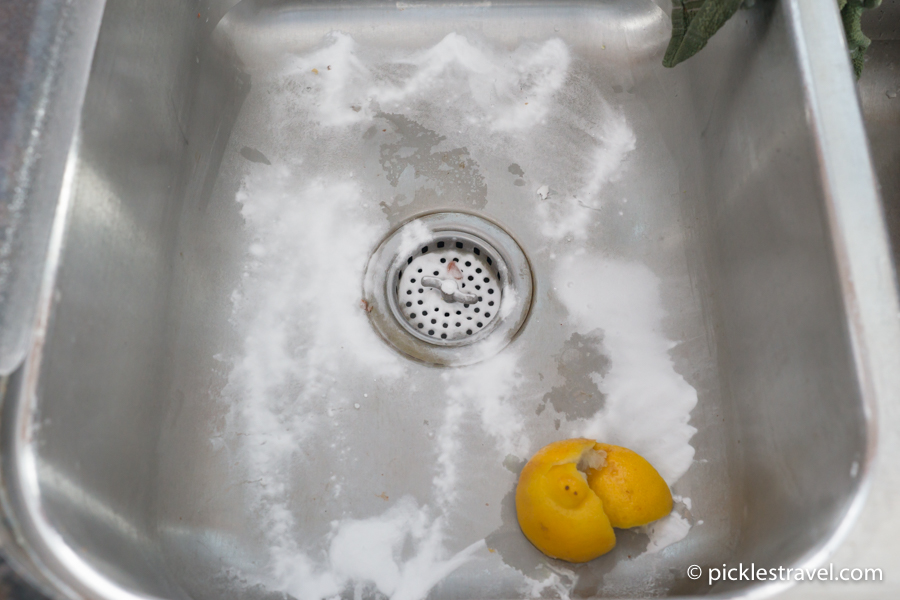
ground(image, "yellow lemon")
xmin=515 ymin=438 xmax=616 ymax=562
xmin=586 ymin=443 xmax=672 ymax=529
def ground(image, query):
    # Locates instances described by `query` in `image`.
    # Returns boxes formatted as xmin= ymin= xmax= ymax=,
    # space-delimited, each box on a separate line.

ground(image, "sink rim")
xmin=1 ymin=0 xmax=896 ymax=599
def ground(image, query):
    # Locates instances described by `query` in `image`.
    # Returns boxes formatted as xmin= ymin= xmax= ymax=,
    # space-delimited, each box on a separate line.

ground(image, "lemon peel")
xmin=514 ymin=438 xmax=615 ymax=563
xmin=515 ymin=438 xmax=673 ymax=563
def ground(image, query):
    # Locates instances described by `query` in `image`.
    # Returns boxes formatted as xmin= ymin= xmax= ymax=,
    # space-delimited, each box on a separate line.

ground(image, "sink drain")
xmin=364 ymin=213 xmax=533 ymax=366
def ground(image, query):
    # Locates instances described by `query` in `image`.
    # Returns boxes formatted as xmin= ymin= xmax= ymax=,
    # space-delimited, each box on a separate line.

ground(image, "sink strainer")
xmin=364 ymin=213 xmax=533 ymax=366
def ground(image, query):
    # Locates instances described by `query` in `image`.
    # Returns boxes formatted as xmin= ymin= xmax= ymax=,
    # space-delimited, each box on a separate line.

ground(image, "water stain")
xmin=239 ymin=146 xmax=271 ymax=165
xmin=538 ymin=330 xmax=611 ymax=421
xmin=508 ymin=163 xmax=525 ymax=177
xmin=374 ymin=112 xmax=487 ymax=223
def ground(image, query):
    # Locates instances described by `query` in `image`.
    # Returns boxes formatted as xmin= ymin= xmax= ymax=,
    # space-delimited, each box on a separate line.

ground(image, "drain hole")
xmin=474 ymin=248 xmax=480 ymax=255
xmin=440 ymin=258 xmax=446 ymax=263
xmin=418 ymin=323 xmax=424 ymax=329
xmin=406 ymin=302 xmax=412 ymax=307
xmin=466 ymin=329 xmax=473 ymax=335
xmin=408 ymin=257 xmax=413 ymax=264
xmin=456 ymin=242 xmax=463 ymax=249
xmin=488 ymin=289 xmax=494 ymax=294
xmin=441 ymin=333 xmax=447 ymax=339
xmin=422 ymin=246 xmax=429 ymax=253
xmin=437 ymin=241 xmax=445 ymax=248
xmin=428 ymin=329 xmax=434 ymax=335
xmin=477 ymin=322 xmax=483 ymax=327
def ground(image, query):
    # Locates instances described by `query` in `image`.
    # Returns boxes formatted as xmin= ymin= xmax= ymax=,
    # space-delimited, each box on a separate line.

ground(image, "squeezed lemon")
xmin=515 ymin=438 xmax=672 ymax=563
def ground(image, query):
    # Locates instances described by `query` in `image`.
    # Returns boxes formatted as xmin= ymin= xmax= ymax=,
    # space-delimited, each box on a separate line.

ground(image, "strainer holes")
xmin=428 ymin=330 xmax=434 ymax=335
xmin=465 ymin=261 xmax=471 ymax=267
xmin=456 ymin=322 xmax=461 ymax=327
xmin=485 ymin=312 xmax=491 ymax=317
xmin=410 ymin=313 xmax=416 ymax=318
xmin=440 ymin=258 xmax=446 ymax=263
xmin=417 ymin=300 xmax=424 ymax=305
xmin=418 ymin=323 xmax=424 ymax=329
xmin=422 ymin=310 xmax=428 ymax=315
xmin=478 ymin=296 xmax=483 ymax=301
xmin=433 ymin=271 xmax=439 ymax=276
xmin=474 ymin=308 xmax=480 ymax=313
xmin=456 ymin=310 xmax=461 ymax=315
xmin=487 ymin=257 xmax=492 ymax=265
xmin=474 ymin=248 xmax=480 ymax=255
xmin=452 ymin=257 xmax=459 ymax=262
xmin=441 ymin=333 xmax=447 ymax=339
xmin=468 ymin=276 xmax=474 ymax=281
xmin=466 ymin=329 xmax=473 ymax=335
xmin=456 ymin=242 xmax=463 ymax=249
xmin=417 ymin=268 xmax=422 ymax=273
xmin=444 ymin=312 xmax=450 ymax=317
xmin=431 ymin=319 xmax=437 ymax=324
xmin=488 ymin=289 xmax=494 ymax=294
xmin=406 ymin=302 xmax=412 ymax=307
xmin=488 ymin=301 xmax=494 ymax=306
xmin=407 ymin=257 xmax=413 ymax=264
xmin=410 ymin=278 xmax=416 ymax=283
xmin=476 ymin=268 xmax=482 ymax=273
xmin=442 ymin=323 xmax=448 ymax=328
xmin=406 ymin=290 xmax=412 ymax=295
xmin=463 ymin=304 xmax=469 ymax=308
xmin=418 ymin=288 xmax=423 ymax=293
xmin=477 ymin=322 xmax=483 ymax=327
xmin=421 ymin=246 xmax=429 ymax=254
xmin=437 ymin=241 xmax=445 ymax=248
xmin=475 ymin=285 xmax=481 ymax=290
xmin=483 ymin=277 xmax=489 ymax=283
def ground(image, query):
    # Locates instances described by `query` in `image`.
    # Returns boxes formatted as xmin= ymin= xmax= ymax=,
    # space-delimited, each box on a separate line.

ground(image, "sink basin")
xmin=1 ymin=1 xmax=895 ymax=599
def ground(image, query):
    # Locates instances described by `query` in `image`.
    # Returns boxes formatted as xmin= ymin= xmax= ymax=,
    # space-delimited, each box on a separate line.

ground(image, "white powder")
xmin=554 ymin=255 xmax=697 ymax=484
xmin=536 ymin=114 xmax=637 ymax=241
xmin=218 ymin=23 xmax=698 ymax=598
xmin=554 ymin=255 xmax=698 ymax=553
xmin=642 ymin=513 xmax=692 ymax=554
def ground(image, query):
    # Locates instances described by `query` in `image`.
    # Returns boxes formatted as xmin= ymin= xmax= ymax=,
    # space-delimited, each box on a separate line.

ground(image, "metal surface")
xmin=0 ymin=1 xmax=897 ymax=599
xmin=365 ymin=212 xmax=533 ymax=363
xmin=0 ymin=0 xmax=106 ymax=375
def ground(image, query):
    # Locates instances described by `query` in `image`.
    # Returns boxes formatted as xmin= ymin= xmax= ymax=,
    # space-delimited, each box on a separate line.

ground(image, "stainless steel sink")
xmin=2 ymin=1 xmax=898 ymax=599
